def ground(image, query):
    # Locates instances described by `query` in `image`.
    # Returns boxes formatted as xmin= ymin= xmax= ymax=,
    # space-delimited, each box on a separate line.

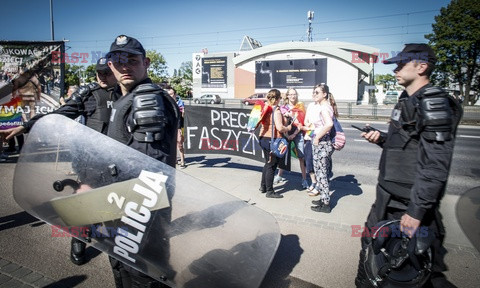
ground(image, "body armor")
xmin=378 ymin=86 xmax=462 ymax=200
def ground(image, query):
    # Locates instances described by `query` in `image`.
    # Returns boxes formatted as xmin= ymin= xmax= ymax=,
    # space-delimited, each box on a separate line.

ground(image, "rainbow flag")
xmin=247 ymin=101 xmax=271 ymax=132
xmin=305 ymin=124 xmax=316 ymax=138
xmin=0 ymin=97 xmax=23 ymax=130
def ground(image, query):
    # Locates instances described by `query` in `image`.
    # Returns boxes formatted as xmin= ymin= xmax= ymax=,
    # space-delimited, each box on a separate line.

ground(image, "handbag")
xmin=270 ymin=107 xmax=288 ymax=158
xmin=331 ymin=117 xmax=346 ymax=151
xmin=331 ymin=117 xmax=346 ymax=150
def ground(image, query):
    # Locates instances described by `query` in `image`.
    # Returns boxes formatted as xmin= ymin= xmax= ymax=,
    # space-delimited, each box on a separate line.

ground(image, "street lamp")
xmin=50 ymin=0 xmax=55 ymax=40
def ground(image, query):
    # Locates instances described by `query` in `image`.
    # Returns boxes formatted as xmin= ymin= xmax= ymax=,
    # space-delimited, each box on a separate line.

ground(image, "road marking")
xmin=352 ymin=135 xmax=479 ymax=140
xmin=458 ymin=135 xmax=480 ymax=139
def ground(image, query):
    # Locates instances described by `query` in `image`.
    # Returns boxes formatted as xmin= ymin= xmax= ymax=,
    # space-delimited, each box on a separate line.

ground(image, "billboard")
xmin=202 ymin=57 xmax=227 ymax=88
xmin=255 ymin=58 xmax=327 ymax=89
xmin=0 ymin=41 xmax=64 ymax=129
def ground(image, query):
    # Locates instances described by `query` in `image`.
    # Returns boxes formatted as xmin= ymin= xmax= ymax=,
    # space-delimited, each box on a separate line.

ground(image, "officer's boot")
xmin=70 ymin=237 xmax=86 ymax=265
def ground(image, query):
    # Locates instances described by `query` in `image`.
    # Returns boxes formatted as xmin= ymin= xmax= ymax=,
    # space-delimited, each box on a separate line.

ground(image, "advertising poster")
xmin=201 ymin=57 xmax=227 ymax=88
xmin=0 ymin=41 xmax=64 ymax=130
xmin=255 ymin=58 xmax=327 ymax=89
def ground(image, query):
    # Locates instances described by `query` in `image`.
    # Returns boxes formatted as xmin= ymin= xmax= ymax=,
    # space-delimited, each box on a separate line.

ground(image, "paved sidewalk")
xmin=0 ymin=258 xmax=54 ymax=288
xmin=179 ymin=153 xmax=480 ymax=288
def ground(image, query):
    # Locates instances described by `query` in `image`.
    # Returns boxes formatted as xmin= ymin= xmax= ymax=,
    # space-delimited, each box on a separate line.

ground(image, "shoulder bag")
xmin=270 ymin=106 xmax=288 ymax=158
xmin=331 ymin=117 xmax=346 ymax=151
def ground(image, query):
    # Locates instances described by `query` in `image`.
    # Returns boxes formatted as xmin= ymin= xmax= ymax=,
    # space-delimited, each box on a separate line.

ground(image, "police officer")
xmin=354 ymin=44 xmax=462 ymax=287
xmin=1 ymin=58 xmax=117 ymax=266
xmin=105 ymin=35 xmax=179 ymax=288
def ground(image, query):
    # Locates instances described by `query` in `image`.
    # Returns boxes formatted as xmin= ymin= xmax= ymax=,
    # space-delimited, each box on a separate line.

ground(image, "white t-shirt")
xmin=304 ymin=102 xmax=333 ymax=140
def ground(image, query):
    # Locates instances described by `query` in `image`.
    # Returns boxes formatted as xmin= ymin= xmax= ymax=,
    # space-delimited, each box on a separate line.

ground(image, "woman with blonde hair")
xmin=258 ymin=89 xmax=292 ymax=198
xmin=273 ymin=88 xmax=308 ymax=189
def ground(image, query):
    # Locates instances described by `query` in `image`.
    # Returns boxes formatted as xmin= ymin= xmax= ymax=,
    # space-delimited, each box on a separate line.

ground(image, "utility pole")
xmin=307 ymin=11 xmax=314 ymax=42
xmin=50 ymin=0 xmax=54 ymax=40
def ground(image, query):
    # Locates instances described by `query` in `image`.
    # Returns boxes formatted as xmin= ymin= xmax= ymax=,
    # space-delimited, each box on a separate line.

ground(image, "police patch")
xmin=391 ymin=109 xmax=401 ymax=121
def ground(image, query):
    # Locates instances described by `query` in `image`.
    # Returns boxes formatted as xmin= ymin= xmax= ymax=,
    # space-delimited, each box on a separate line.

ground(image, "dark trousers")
xmin=304 ymin=140 xmax=314 ymax=173
xmin=259 ymin=137 xmax=279 ymax=192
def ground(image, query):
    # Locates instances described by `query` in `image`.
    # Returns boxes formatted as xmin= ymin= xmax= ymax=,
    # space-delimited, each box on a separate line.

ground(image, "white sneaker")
xmin=273 ymin=175 xmax=286 ymax=184
xmin=302 ymin=179 xmax=309 ymax=189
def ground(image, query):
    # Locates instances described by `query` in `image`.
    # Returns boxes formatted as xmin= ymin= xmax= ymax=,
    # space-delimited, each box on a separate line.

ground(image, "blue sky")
xmin=1 ymin=0 xmax=451 ymax=76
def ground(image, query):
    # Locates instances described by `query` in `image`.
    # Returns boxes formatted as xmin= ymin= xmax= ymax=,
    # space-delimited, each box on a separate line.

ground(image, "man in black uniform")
xmin=354 ymin=44 xmax=462 ymax=287
xmin=105 ymin=35 xmax=179 ymax=288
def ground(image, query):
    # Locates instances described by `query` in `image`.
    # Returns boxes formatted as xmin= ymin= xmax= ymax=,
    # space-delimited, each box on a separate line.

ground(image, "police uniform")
xmin=105 ymin=35 xmax=179 ymax=288
xmin=355 ymin=44 xmax=462 ymax=288
xmin=23 ymin=60 xmax=114 ymax=135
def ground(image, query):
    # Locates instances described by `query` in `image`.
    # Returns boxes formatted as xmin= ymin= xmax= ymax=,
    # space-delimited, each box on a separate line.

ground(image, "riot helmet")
xmin=363 ymin=220 xmax=434 ymax=287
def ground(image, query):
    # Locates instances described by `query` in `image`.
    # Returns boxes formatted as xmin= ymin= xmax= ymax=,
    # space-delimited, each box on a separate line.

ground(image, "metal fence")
xmin=184 ymin=99 xmax=480 ymax=124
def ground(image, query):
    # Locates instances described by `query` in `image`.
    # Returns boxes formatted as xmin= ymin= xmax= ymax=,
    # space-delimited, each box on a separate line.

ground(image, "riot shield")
xmin=456 ymin=186 xmax=480 ymax=253
xmin=13 ymin=114 xmax=281 ymax=288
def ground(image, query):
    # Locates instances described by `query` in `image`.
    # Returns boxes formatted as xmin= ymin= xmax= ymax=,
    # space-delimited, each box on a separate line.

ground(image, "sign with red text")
xmin=184 ymin=106 xmax=291 ymax=170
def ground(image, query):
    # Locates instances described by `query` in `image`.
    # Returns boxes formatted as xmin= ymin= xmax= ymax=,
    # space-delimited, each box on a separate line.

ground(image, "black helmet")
xmin=364 ymin=220 xmax=434 ymax=287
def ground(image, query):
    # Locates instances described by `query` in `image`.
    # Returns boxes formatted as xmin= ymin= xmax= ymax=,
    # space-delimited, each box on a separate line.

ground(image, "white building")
xmin=192 ymin=36 xmax=379 ymax=104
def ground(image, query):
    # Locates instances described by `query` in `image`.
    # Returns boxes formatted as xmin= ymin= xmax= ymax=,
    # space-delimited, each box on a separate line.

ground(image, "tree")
xmin=146 ymin=50 xmax=168 ymax=84
xmin=426 ymin=0 xmax=480 ymax=106
xmin=168 ymin=61 xmax=193 ymax=98
xmin=375 ymin=74 xmax=396 ymax=91
xmin=64 ymin=64 xmax=81 ymax=88
xmin=84 ymin=64 xmax=97 ymax=83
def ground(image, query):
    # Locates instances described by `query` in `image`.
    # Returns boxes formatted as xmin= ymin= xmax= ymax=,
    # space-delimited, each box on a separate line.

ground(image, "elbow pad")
xmin=416 ymin=87 xmax=453 ymax=142
xmin=69 ymin=83 xmax=100 ymax=112
xmin=128 ymin=84 xmax=168 ymax=143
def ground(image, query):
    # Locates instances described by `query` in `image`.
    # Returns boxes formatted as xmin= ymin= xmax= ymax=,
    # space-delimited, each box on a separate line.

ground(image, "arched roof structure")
xmin=232 ymin=41 xmax=379 ymax=75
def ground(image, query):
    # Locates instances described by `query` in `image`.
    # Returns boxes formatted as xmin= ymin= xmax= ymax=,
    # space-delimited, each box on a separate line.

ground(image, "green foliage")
xmin=146 ymin=50 xmax=168 ymax=84
xmin=168 ymin=61 xmax=193 ymax=98
xmin=64 ymin=64 xmax=80 ymax=88
xmin=375 ymin=74 xmax=396 ymax=90
xmin=84 ymin=64 xmax=97 ymax=83
xmin=426 ymin=0 xmax=480 ymax=105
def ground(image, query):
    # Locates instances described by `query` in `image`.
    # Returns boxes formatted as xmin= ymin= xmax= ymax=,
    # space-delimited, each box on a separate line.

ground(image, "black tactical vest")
xmin=378 ymin=85 xmax=461 ymax=200
xmin=84 ymin=88 xmax=113 ymax=134
xmin=107 ymin=91 xmax=134 ymax=144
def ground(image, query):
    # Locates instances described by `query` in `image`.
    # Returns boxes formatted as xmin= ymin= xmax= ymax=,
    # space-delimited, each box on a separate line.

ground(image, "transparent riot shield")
xmin=456 ymin=186 xmax=480 ymax=253
xmin=13 ymin=114 xmax=281 ymax=288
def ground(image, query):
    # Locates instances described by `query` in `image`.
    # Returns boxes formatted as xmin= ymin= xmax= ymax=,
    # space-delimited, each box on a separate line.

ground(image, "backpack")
xmin=331 ymin=117 xmax=345 ymax=151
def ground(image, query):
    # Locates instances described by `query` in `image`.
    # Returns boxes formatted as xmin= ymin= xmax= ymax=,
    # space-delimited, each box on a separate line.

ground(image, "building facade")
xmin=192 ymin=37 xmax=379 ymax=104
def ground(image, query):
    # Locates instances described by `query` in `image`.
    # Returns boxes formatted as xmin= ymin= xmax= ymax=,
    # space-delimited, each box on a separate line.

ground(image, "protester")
xmin=354 ymin=43 xmax=462 ymax=287
xmin=166 ymin=85 xmax=186 ymax=168
xmin=303 ymin=84 xmax=334 ymax=213
xmin=258 ymin=89 xmax=292 ymax=199
xmin=273 ymin=88 xmax=308 ymax=189
xmin=59 ymin=85 xmax=78 ymax=106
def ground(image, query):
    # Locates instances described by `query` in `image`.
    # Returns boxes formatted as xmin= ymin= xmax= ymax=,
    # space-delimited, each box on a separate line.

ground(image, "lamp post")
xmin=50 ymin=0 xmax=54 ymax=40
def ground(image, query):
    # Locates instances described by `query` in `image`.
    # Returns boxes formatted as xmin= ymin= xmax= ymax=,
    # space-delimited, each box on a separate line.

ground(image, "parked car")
xmin=242 ymin=93 xmax=266 ymax=105
xmin=193 ymin=94 xmax=222 ymax=104
xmin=383 ymin=91 xmax=399 ymax=105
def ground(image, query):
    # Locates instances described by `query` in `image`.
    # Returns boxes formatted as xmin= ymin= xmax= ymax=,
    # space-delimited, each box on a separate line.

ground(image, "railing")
xmin=184 ymin=99 xmax=480 ymax=124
